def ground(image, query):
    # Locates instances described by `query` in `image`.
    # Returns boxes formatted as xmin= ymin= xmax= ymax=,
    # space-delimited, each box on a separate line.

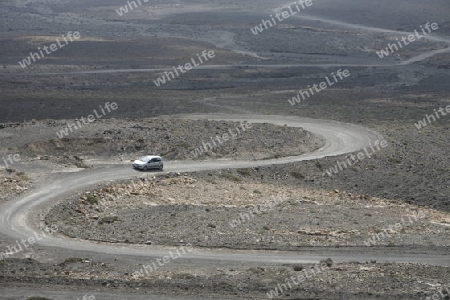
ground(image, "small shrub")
xmin=248 ymin=267 xmax=264 ymax=274
xmin=315 ymin=160 xmax=323 ymax=170
xmin=221 ymin=172 xmax=242 ymax=182
xmin=320 ymin=258 xmax=333 ymax=267
xmin=99 ymin=216 xmax=120 ymax=225
xmin=75 ymin=161 xmax=90 ymax=169
xmin=86 ymin=194 xmax=99 ymax=205
xmin=293 ymin=264 xmax=304 ymax=271
xmin=172 ymin=273 xmax=195 ymax=279
xmin=290 ymin=171 xmax=305 ymax=179
xmin=237 ymin=168 xmax=251 ymax=176
xmin=178 ymin=142 xmax=191 ymax=149
xmin=388 ymin=157 xmax=402 ymax=164
xmin=60 ymin=257 xmax=83 ymax=265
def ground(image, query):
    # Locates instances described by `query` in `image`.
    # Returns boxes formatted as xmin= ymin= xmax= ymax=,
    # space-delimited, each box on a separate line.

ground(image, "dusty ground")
xmin=2 ymin=112 xmax=448 ymax=298
xmin=0 ymin=169 xmax=33 ymax=204
xmin=1 ymin=258 xmax=449 ymax=299
xmin=46 ymin=174 xmax=450 ymax=249
xmin=2 ymin=118 xmax=323 ymax=162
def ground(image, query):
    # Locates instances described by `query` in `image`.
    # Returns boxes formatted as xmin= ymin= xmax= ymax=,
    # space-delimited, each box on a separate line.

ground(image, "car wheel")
xmin=143 ymin=166 xmax=148 ymax=171
xmin=159 ymin=165 xmax=163 ymax=170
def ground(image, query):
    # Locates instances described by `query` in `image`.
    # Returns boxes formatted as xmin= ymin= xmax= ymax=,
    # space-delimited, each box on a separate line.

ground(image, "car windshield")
xmin=139 ymin=156 xmax=150 ymax=162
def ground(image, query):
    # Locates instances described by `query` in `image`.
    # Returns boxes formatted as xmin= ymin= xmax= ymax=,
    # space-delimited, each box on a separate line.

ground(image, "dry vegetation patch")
xmin=46 ymin=174 xmax=450 ymax=249
xmin=0 ymin=169 xmax=32 ymax=204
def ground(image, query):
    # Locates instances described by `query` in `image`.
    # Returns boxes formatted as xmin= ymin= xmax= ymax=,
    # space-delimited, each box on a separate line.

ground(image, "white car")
xmin=132 ymin=155 xmax=163 ymax=171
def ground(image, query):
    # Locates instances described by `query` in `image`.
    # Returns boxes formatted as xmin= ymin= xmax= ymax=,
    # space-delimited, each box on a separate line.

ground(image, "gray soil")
xmin=1 ymin=258 xmax=449 ymax=300
xmin=46 ymin=174 xmax=450 ymax=250
xmin=4 ymin=118 xmax=324 ymax=162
